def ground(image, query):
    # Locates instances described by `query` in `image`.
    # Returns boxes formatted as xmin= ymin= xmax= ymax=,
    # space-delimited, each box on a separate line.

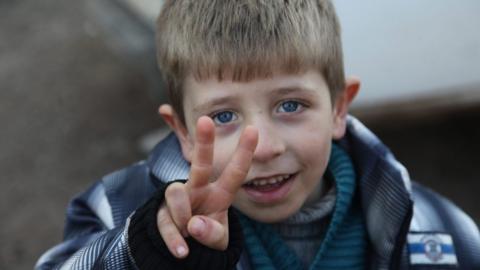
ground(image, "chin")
xmin=235 ymin=200 xmax=303 ymax=223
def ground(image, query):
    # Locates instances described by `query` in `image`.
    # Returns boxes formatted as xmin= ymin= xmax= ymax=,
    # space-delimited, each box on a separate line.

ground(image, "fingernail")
xmin=191 ymin=217 xmax=205 ymax=235
xmin=176 ymin=246 xmax=187 ymax=257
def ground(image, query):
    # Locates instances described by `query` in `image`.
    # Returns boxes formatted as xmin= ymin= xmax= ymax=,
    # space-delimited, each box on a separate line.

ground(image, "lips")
xmin=242 ymin=173 xmax=296 ymax=203
xmin=243 ymin=174 xmax=291 ymax=187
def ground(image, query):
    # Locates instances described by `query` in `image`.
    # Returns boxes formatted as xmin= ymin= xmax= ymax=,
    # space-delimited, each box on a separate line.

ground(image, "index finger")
xmin=216 ymin=126 xmax=258 ymax=195
xmin=188 ymin=116 xmax=215 ymax=189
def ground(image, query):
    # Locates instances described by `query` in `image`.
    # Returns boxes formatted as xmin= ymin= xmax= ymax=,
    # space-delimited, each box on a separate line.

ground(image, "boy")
xmin=36 ymin=0 xmax=480 ymax=269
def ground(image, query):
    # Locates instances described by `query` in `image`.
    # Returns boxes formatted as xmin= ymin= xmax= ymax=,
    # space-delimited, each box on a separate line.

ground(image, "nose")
xmin=252 ymin=120 xmax=286 ymax=162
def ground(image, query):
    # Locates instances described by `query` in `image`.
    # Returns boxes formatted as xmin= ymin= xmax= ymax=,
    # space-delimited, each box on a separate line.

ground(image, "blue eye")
xmin=278 ymin=100 xmax=301 ymax=113
xmin=212 ymin=111 xmax=237 ymax=125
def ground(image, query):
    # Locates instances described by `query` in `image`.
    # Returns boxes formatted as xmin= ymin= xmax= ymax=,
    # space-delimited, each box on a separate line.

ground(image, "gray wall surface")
xmin=336 ymin=0 xmax=480 ymax=109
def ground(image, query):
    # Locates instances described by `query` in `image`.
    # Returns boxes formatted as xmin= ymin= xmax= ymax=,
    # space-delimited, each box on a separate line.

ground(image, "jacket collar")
xmin=147 ymin=116 xmax=413 ymax=268
xmin=147 ymin=132 xmax=189 ymax=182
xmin=339 ymin=116 xmax=413 ymax=268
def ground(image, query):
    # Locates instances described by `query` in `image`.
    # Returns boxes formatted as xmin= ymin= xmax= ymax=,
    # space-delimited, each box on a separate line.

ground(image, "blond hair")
xmin=156 ymin=0 xmax=345 ymax=123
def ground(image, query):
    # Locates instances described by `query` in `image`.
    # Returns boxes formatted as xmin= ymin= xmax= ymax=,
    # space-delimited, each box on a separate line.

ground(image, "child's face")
xmin=164 ymin=69 xmax=358 ymax=223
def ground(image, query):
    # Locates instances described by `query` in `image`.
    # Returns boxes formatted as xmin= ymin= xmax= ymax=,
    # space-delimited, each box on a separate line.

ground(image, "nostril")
xmin=252 ymin=139 xmax=285 ymax=162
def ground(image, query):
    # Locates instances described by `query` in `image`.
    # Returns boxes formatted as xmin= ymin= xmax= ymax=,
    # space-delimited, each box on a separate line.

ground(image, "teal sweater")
xmin=238 ymin=144 xmax=368 ymax=270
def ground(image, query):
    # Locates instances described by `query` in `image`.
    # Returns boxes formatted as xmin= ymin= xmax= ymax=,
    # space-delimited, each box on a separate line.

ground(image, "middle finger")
xmin=217 ymin=125 xmax=258 ymax=196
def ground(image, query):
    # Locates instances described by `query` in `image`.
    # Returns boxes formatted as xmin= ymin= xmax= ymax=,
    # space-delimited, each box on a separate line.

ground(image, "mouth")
xmin=242 ymin=173 xmax=296 ymax=203
xmin=243 ymin=174 xmax=292 ymax=189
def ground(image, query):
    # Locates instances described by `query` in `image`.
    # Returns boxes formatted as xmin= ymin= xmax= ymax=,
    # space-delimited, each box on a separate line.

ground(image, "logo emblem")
xmin=422 ymin=235 xmax=443 ymax=262
xmin=408 ymin=232 xmax=457 ymax=266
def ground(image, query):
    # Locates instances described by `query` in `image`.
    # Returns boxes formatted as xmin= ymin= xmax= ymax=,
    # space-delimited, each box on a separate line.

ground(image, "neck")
xmin=304 ymin=175 xmax=333 ymax=208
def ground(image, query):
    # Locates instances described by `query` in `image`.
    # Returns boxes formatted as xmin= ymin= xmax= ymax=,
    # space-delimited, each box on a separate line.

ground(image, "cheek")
xmin=292 ymin=124 xmax=332 ymax=170
xmin=302 ymin=137 xmax=331 ymax=168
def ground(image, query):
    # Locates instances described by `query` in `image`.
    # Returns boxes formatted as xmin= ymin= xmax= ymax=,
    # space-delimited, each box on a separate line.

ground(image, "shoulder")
xmin=75 ymin=133 xmax=186 ymax=227
xmin=100 ymin=160 xmax=156 ymax=196
xmin=101 ymin=160 xmax=161 ymax=223
xmin=409 ymin=182 xmax=480 ymax=267
xmin=71 ymin=160 xmax=160 ymax=228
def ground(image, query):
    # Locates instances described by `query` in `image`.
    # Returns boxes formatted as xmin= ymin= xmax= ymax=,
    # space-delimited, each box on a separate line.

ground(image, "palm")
xmin=189 ymin=184 xmax=233 ymax=215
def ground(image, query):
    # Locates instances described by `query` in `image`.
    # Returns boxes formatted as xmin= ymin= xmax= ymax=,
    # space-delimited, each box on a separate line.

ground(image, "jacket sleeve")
xmin=35 ymin=181 xmax=137 ymax=269
xmin=35 ymin=180 xmax=244 ymax=270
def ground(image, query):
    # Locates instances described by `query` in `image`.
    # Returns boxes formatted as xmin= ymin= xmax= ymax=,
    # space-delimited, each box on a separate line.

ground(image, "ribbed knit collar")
xmin=279 ymin=184 xmax=336 ymax=226
xmin=269 ymin=184 xmax=336 ymax=266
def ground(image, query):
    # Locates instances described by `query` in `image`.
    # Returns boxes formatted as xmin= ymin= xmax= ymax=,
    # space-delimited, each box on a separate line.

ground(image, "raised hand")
xmin=157 ymin=116 xmax=258 ymax=258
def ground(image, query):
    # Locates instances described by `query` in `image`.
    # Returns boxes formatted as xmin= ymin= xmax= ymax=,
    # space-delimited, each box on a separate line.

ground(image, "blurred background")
xmin=1 ymin=0 xmax=479 ymax=269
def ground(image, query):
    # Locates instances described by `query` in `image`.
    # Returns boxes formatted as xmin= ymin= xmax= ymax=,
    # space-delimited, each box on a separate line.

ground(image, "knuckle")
xmin=157 ymin=206 xmax=172 ymax=227
xmin=165 ymin=183 xmax=184 ymax=199
xmin=172 ymin=211 xmax=190 ymax=228
xmin=228 ymin=164 xmax=247 ymax=179
xmin=177 ymin=211 xmax=190 ymax=223
xmin=166 ymin=195 xmax=191 ymax=223
xmin=158 ymin=219 xmax=180 ymax=243
xmin=191 ymin=163 xmax=212 ymax=175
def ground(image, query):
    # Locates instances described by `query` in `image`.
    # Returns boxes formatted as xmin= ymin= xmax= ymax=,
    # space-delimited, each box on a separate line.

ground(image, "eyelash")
xmin=209 ymin=100 xmax=308 ymax=126
xmin=276 ymin=100 xmax=306 ymax=114
xmin=210 ymin=110 xmax=238 ymax=125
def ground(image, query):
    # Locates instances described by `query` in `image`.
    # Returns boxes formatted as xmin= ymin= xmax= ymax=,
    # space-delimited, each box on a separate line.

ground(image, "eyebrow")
xmin=192 ymin=95 xmax=239 ymax=114
xmin=192 ymin=86 xmax=317 ymax=114
xmin=272 ymin=86 xmax=318 ymax=97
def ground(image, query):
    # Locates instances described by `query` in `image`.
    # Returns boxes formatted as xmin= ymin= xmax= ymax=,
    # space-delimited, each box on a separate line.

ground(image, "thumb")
xmin=187 ymin=215 xmax=228 ymax=251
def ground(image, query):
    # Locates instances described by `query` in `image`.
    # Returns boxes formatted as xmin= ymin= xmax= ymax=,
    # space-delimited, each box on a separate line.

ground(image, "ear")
xmin=332 ymin=76 xmax=360 ymax=140
xmin=158 ymin=104 xmax=194 ymax=162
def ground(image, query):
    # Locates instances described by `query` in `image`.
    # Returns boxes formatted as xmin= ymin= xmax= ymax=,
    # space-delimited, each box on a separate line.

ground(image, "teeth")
xmin=247 ymin=174 xmax=291 ymax=187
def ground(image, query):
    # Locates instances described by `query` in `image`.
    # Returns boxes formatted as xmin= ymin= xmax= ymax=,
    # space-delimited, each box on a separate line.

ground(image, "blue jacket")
xmin=35 ymin=117 xmax=480 ymax=269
